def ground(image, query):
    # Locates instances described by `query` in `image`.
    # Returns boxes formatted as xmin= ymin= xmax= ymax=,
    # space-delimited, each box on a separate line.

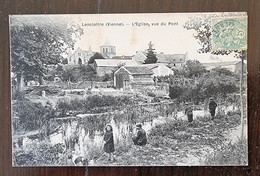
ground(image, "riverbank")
xmin=94 ymin=111 xmax=244 ymax=166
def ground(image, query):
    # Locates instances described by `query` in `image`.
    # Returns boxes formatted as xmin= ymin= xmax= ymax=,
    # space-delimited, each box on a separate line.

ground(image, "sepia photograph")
xmin=9 ymin=13 xmax=248 ymax=166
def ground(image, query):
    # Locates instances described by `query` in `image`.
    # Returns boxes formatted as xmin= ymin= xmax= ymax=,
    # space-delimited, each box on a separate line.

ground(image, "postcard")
xmin=9 ymin=12 xmax=248 ymax=166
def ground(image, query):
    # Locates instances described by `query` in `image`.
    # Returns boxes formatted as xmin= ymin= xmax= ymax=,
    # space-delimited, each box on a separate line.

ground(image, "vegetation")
xmin=60 ymin=65 xmax=96 ymax=83
xmin=56 ymin=95 xmax=133 ymax=116
xmin=88 ymin=52 xmax=106 ymax=64
xmin=144 ymin=41 xmax=158 ymax=64
xmin=183 ymin=14 xmax=246 ymax=138
xmin=12 ymin=97 xmax=55 ymax=132
xmin=10 ymin=16 xmax=83 ymax=90
xmin=184 ymin=60 xmax=206 ymax=77
xmin=204 ymin=137 xmax=247 ymax=165
xmin=169 ymin=67 xmax=239 ymax=103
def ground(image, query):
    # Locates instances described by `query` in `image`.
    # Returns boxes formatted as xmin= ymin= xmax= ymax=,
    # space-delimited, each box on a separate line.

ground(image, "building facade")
xmin=68 ymin=47 xmax=93 ymax=65
xmin=114 ymin=66 xmax=154 ymax=89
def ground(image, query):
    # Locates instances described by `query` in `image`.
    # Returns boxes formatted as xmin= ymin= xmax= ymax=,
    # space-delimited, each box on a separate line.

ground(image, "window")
xmin=78 ymin=53 xmax=81 ymax=56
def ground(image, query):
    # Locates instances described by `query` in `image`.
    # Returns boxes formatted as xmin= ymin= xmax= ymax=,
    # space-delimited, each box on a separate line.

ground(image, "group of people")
xmin=103 ymin=123 xmax=147 ymax=162
xmin=184 ymin=97 xmax=218 ymax=124
xmin=74 ymin=98 xmax=217 ymax=164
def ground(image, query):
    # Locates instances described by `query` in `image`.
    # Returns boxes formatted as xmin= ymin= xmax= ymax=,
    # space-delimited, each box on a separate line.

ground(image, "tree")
xmin=183 ymin=14 xmax=246 ymax=138
xmin=144 ymin=41 xmax=158 ymax=64
xmin=10 ymin=16 xmax=83 ymax=91
xmin=61 ymin=65 xmax=96 ymax=83
xmin=185 ymin=60 xmax=206 ymax=77
xmin=88 ymin=52 xmax=105 ymax=64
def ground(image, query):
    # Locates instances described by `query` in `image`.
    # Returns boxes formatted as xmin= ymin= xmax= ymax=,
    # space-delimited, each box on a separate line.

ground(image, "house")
xmin=93 ymin=59 xmax=139 ymax=76
xmin=156 ymin=53 xmax=187 ymax=70
xmin=132 ymin=51 xmax=187 ymax=69
xmin=139 ymin=63 xmax=174 ymax=77
xmin=68 ymin=47 xmax=94 ymax=65
xmin=202 ymin=61 xmax=244 ymax=73
xmin=132 ymin=51 xmax=147 ymax=64
xmin=112 ymin=55 xmax=133 ymax=60
xmin=114 ymin=66 xmax=154 ymax=89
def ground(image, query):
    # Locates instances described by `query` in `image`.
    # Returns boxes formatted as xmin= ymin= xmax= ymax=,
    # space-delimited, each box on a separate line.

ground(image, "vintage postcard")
xmin=10 ymin=12 xmax=248 ymax=166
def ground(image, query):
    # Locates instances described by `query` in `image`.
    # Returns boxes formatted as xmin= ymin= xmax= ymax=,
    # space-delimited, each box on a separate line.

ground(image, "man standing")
xmin=132 ymin=124 xmax=147 ymax=146
xmin=209 ymin=98 xmax=217 ymax=119
xmin=184 ymin=102 xmax=193 ymax=124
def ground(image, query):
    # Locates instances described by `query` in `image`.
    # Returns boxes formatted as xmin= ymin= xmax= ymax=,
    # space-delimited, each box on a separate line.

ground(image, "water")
xmin=20 ymin=105 xmax=238 ymax=159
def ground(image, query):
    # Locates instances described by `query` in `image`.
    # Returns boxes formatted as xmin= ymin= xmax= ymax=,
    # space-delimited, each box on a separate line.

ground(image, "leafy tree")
xmin=185 ymin=60 xmax=206 ymax=77
xmin=183 ymin=14 xmax=246 ymax=137
xmin=10 ymin=16 xmax=83 ymax=90
xmin=88 ymin=52 xmax=105 ymax=64
xmin=61 ymin=65 xmax=96 ymax=83
xmin=211 ymin=67 xmax=236 ymax=76
xmin=144 ymin=41 xmax=158 ymax=64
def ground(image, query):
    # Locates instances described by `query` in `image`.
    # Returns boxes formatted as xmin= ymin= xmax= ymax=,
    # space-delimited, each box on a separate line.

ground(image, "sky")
xmin=67 ymin=13 xmax=238 ymax=63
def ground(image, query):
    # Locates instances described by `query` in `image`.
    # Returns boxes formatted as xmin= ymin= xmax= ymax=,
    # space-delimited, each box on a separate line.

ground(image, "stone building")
xmin=114 ymin=66 xmax=154 ymax=89
xmin=93 ymin=59 xmax=139 ymax=76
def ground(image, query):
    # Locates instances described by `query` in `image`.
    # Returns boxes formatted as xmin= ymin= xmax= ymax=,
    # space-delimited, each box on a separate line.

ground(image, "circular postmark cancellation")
xmin=211 ymin=16 xmax=247 ymax=51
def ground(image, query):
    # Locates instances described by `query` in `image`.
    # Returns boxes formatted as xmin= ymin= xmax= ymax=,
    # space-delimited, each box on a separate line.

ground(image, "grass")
xmin=204 ymin=137 xmax=248 ymax=165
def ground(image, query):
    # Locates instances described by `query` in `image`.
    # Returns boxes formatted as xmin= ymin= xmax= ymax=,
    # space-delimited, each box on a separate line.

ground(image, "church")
xmin=68 ymin=40 xmax=116 ymax=65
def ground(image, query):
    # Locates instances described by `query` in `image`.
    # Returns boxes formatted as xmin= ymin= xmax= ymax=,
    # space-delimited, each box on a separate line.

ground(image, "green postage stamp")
xmin=211 ymin=16 xmax=247 ymax=51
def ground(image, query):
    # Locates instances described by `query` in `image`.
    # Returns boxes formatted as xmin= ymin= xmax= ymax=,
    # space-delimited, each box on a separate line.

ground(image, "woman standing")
xmin=103 ymin=124 xmax=115 ymax=161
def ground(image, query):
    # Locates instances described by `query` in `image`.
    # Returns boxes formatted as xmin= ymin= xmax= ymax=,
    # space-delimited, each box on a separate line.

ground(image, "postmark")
xmin=211 ymin=16 xmax=247 ymax=51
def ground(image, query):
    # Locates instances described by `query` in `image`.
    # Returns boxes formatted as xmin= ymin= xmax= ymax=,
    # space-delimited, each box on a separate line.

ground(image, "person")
xmin=184 ymin=102 xmax=193 ymax=124
xmin=103 ymin=124 xmax=115 ymax=161
xmin=209 ymin=97 xmax=217 ymax=119
xmin=73 ymin=156 xmax=88 ymax=166
xmin=132 ymin=123 xmax=147 ymax=146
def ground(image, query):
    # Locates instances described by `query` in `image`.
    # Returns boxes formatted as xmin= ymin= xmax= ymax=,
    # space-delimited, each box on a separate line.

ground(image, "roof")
xmin=122 ymin=66 xmax=154 ymax=75
xmin=202 ymin=61 xmax=241 ymax=67
xmin=112 ymin=56 xmax=133 ymax=60
xmin=138 ymin=63 xmax=171 ymax=70
xmin=133 ymin=51 xmax=186 ymax=64
xmin=83 ymin=50 xmax=94 ymax=55
xmin=156 ymin=53 xmax=186 ymax=63
xmin=94 ymin=59 xmax=139 ymax=67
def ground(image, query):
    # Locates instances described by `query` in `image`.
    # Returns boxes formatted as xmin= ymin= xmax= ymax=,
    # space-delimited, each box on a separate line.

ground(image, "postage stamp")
xmin=211 ymin=16 xmax=247 ymax=51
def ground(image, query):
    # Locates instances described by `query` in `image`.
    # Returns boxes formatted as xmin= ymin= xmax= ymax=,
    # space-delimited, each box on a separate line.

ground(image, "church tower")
xmin=100 ymin=40 xmax=116 ymax=59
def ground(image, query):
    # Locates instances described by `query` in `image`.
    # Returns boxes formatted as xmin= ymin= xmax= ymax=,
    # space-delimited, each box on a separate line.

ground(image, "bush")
xmin=204 ymin=137 xmax=248 ymax=165
xmin=13 ymin=142 xmax=65 ymax=166
xmin=56 ymin=95 xmax=133 ymax=116
xmin=12 ymin=98 xmax=48 ymax=132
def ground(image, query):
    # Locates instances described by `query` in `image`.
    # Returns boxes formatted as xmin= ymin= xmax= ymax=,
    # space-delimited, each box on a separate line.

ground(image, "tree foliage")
xmin=88 ymin=52 xmax=105 ymax=64
xmin=185 ymin=60 xmax=206 ymax=77
xmin=144 ymin=41 xmax=158 ymax=64
xmin=10 ymin=16 xmax=83 ymax=89
xmin=183 ymin=14 xmax=246 ymax=60
xmin=169 ymin=67 xmax=239 ymax=102
xmin=61 ymin=65 xmax=96 ymax=83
